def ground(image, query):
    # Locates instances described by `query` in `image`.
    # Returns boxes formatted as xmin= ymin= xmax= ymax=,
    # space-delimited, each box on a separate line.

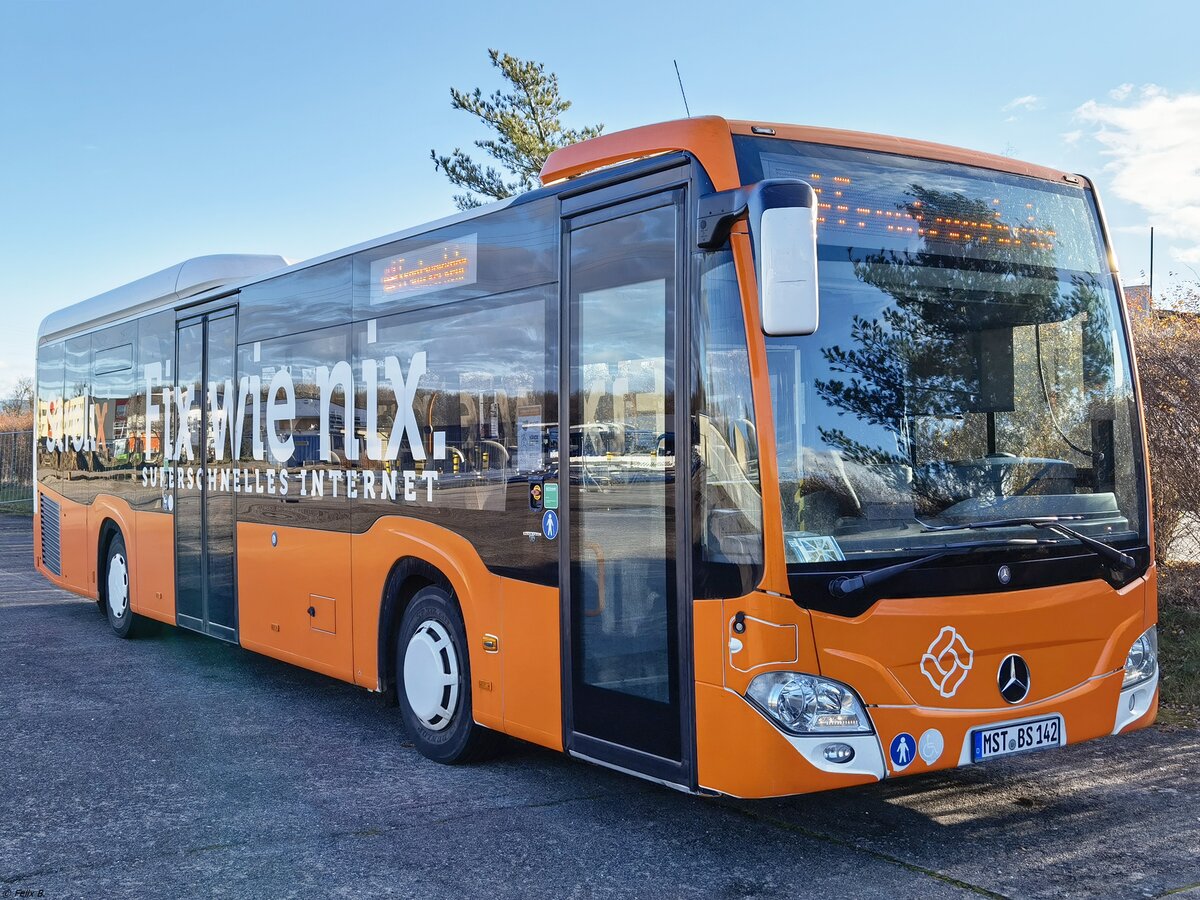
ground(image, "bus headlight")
xmin=746 ymin=672 xmax=872 ymax=735
xmin=1122 ymin=626 xmax=1158 ymax=689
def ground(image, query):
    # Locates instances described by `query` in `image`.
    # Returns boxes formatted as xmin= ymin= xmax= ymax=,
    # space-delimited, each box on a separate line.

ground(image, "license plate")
xmin=972 ymin=715 xmax=1063 ymax=762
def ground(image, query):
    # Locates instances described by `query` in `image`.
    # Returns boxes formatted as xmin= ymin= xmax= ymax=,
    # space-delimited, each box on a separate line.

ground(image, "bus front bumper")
xmin=855 ymin=665 xmax=1158 ymax=781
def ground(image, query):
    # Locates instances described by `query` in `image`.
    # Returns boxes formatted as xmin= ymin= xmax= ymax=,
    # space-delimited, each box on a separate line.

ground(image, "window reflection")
xmin=237 ymin=326 xmax=353 ymax=531
xmin=692 ymin=251 xmax=763 ymax=597
xmin=738 ymin=140 xmax=1144 ymax=563
xmin=36 ymin=341 xmax=64 ymax=491
xmin=569 ymin=204 xmax=676 ymax=711
xmin=90 ymin=323 xmax=137 ymax=502
xmin=359 ymin=288 xmax=555 ymax=513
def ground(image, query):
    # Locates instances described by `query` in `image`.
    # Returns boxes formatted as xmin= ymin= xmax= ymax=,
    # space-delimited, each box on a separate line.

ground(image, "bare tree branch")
xmin=1131 ymin=288 xmax=1200 ymax=561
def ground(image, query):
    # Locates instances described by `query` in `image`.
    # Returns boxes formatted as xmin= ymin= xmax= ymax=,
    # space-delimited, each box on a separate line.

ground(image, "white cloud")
xmin=1003 ymin=94 xmax=1041 ymax=112
xmin=1061 ymin=129 xmax=1083 ymax=145
xmin=1174 ymin=245 xmax=1200 ymax=264
xmin=1076 ymin=84 xmax=1200 ymax=263
xmin=1109 ymin=83 xmax=1134 ymax=101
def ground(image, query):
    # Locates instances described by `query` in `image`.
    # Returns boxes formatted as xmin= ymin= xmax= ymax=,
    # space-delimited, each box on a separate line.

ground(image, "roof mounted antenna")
xmin=673 ymin=59 xmax=692 ymax=118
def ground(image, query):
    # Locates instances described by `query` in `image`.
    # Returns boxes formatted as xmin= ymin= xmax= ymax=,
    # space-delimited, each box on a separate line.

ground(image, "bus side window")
xmin=134 ymin=310 xmax=174 ymax=511
xmin=692 ymin=250 xmax=765 ymax=598
xmin=36 ymin=340 xmax=65 ymax=490
xmin=237 ymin=325 xmax=354 ymax=532
xmin=61 ymin=333 xmax=92 ymax=504
xmin=90 ymin=321 xmax=138 ymax=504
xmin=351 ymin=285 xmax=558 ymax=582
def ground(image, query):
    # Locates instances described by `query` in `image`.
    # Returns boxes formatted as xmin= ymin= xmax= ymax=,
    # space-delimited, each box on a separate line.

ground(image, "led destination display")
xmin=370 ymin=234 xmax=477 ymax=302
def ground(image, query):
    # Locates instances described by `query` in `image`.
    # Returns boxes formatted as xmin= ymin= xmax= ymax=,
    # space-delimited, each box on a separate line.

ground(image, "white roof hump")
xmin=37 ymin=253 xmax=289 ymax=344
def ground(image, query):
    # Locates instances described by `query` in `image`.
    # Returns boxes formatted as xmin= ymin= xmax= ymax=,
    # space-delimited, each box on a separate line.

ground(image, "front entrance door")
xmin=174 ymin=307 xmax=238 ymax=641
xmin=562 ymin=189 xmax=691 ymax=786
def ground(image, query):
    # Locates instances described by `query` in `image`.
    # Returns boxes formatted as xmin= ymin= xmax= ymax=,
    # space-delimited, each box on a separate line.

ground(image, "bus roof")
xmin=539 ymin=115 xmax=1083 ymax=190
xmin=38 ymin=254 xmax=289 ymax=345
xmin=37 ymin=196 xmax=524 ymax=346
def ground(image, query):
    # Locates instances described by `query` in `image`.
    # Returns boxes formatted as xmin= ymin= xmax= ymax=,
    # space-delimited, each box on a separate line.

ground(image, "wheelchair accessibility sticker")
xmin=918 ymin=728 xmax=945 ymax=765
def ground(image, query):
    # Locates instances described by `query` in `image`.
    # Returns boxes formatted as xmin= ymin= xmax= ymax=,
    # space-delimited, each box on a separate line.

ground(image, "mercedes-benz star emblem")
xmin=997 ymin=565 xmax=1012 ymax=585
xmin=997 ymin=654 xmax=1031 ymax=703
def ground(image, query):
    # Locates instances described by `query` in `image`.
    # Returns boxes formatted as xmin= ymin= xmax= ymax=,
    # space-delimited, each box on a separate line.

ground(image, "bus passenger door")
xmin=174 ymin=307 xmax=238 ymax=642
xmin=561 ymin=184 xmax=693 ymax=788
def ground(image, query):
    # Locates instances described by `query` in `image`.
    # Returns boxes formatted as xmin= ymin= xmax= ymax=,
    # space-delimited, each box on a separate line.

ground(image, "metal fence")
xmin=0 ymin=430 xmax=33 ymax=514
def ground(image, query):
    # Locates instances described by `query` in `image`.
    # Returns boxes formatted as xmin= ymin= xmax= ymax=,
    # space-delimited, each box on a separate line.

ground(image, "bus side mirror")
xmin=697 ymin=179 xmax=819 ymax=336
xmin=757 ymin=200 xmax=819 ymax=336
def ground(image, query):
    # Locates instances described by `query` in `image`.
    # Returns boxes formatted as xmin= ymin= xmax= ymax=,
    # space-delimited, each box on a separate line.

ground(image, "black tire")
xmin=102 ymin=532 xmax=157 ymax=639
xmin=395 ymin=584 xmax=501 ymax=764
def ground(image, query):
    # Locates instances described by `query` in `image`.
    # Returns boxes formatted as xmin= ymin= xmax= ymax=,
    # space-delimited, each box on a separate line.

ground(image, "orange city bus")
xmin=33 ymin=117 xmax=1158 ymax=798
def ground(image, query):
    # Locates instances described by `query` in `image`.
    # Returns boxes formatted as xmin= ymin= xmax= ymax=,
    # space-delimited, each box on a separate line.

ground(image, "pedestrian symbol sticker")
xmin=541 ymin=509 xmax=559 ymax=541
xmin=889 ymin=732 xmax=915 ymax=771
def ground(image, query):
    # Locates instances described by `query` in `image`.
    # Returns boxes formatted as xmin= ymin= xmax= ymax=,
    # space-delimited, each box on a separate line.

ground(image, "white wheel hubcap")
xmin=107 ymin=552 xmax=129 ymax=619
xmin=403 ymin=619 xmax=460 ymax=731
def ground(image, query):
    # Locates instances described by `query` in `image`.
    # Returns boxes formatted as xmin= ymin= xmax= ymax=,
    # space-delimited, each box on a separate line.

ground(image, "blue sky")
xmin=2 ymin=0 xmax=1198 ymax=395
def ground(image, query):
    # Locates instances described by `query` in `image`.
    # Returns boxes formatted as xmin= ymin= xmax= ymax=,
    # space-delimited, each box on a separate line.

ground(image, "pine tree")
xmin=432 ymin=50 xmax=603 ymax=210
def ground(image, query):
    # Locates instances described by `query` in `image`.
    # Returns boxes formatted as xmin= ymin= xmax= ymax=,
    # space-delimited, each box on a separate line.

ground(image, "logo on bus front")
xmin=920 ymin=626 xmax=974 ymax=698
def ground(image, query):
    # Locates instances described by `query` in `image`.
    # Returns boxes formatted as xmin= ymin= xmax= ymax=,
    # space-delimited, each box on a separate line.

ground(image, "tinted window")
xmin=353 ymin=287 xmax=557 ymax=581
xmin=36 ymin=341 xmax=64 ymax=489
xmin=60 ymin=334 xmax=91 ymax=503
xmin=89 ymin=321 xmax=138 ymax=503
xmin=691 ymin=251 xmax=763 ymax=597
xmin=133 ymin=309 xmax=175 ymax=511
xmin=352 ymin=197 xmax=557 ymax=319
xmin=236 ymin=325 xmax=354 ymax=532
xmin=239 ymin=257 xmax=352 ymax=344
xmin=94 ymin=342 xmax=133 ymax=376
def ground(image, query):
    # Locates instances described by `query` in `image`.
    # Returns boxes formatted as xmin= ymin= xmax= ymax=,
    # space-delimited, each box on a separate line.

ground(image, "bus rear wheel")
xmin=103 ymin=531 xmax=156 ymax=639
xmin=395 ymin=584 xmax=500 ymax=764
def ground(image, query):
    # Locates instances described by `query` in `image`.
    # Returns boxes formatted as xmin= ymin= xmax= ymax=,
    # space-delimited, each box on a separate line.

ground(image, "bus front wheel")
xmin=395 ymin=584 xmax=500 ymax=764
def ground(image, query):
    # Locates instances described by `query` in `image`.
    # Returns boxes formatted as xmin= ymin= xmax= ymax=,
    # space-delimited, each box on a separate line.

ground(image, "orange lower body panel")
xmin=50 ymin=492 xmax=92 ymax=596
xmin=35 ymin=490 xmax=178 ymax=627
xmin=693 ymin=577 xmax=1156 ymax=799
xmin=237 ymin=521 xmax=355 ymax=682
xmin=133 ymin=510 xmax=175 ymax=623
xmin=348 ymin=516 xmax=562 ymax=749
xmin=695 ymin=681 xmax=879 ymax=797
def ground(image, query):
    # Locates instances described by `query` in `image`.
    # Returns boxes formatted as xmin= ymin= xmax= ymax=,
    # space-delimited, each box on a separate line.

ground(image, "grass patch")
xmin=1156 ymin=564 xmax=1200 ymax=727
xmin=0 ymin=500 xmax=32 ymax=517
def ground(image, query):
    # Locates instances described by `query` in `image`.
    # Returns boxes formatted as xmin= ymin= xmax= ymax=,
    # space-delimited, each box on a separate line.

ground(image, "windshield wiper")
xmin=922 ymin=516 xmax=1137 ymax=571
xmin=828 ymin=537 xmax=1043 ymax=599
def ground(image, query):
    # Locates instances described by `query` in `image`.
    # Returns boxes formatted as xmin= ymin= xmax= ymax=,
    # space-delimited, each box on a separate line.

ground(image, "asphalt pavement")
xmin=0 ymin=515 xmax=1197 ymax=899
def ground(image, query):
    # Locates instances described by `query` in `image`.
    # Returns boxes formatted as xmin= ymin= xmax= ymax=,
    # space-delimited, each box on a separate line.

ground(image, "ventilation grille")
xmin=40 ymin=493 xmax=61 ymax=576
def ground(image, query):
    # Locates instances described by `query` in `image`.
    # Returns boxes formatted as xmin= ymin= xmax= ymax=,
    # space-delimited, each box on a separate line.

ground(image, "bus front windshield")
xmin=734 ymin=138 xmax=1146 ymax=566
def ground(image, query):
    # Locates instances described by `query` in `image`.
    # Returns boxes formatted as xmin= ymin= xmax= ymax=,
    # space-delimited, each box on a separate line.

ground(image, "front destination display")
xmin=32 ymin=116 xmax=1157 ymax=798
